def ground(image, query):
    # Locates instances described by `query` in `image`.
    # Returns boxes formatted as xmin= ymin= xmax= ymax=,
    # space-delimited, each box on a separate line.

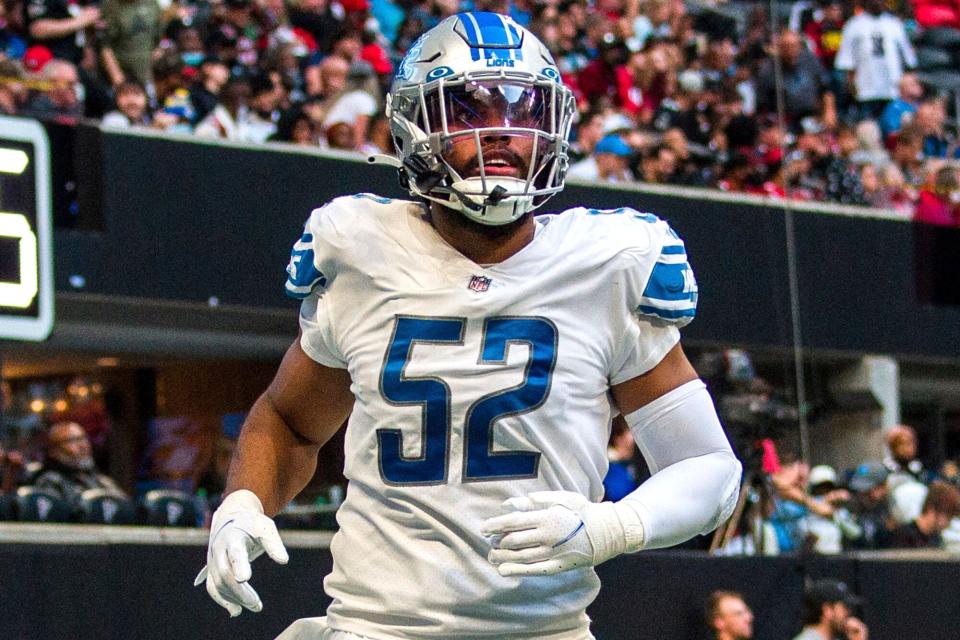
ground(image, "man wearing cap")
xmin=794 ymin=579 xmax=868 ymax=640
xmin=567 ymin=133 xmax=634 ymax=183
xmin=806 ymin=465 xmax=860 ymax=554
xmin=847 ymin=462 xmax=893 ymax=549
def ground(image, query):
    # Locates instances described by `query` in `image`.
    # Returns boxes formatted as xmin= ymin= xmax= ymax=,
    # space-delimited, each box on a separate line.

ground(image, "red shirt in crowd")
xmin=914 ymin=190 xmax=960 ymax=226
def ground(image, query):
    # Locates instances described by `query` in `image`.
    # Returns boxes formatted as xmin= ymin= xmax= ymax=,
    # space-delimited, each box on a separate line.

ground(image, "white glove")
xmin=481 ymin=490 xmax=644 ymax=577
xmin=194 ymin=490 xmax=289 ymax=617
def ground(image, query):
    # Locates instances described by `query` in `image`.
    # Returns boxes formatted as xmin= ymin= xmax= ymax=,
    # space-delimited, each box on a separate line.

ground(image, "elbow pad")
xmin=615 ymin=380 xmax=742 ymax=550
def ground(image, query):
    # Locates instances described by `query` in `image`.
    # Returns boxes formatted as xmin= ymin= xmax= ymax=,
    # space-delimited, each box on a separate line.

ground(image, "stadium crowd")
xmin=3 ymin=353 xmax=957 ymax=562
xmin=604 ymin=350 xmax=960 ymax=555
xmin=0 ymin=0 xmax=956 ymax=222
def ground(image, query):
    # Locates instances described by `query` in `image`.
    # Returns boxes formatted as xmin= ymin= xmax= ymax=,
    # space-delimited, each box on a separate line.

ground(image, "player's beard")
xmin=428 ymin=200 xmax=533 ymax=239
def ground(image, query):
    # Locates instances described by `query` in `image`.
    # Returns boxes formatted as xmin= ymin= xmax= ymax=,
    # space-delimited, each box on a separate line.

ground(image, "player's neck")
xmin=428 ymin=202 xmax=535 ymax=265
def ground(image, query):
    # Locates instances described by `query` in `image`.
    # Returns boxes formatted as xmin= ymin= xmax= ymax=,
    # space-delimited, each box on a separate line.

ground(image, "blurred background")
xmin=0 ymin=0 xmax=959 ymax=637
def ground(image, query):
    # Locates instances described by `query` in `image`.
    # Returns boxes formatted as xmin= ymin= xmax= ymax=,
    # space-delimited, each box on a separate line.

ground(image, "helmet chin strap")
xmin=369 ymin=152 xmax=526 ymax=224
xmin=447 ymin=177 xmax=528 ymax=225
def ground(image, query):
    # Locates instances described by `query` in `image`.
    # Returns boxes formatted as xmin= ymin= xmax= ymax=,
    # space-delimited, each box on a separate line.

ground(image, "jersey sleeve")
xmin=598 ymin=209 xmax=698 ymax=385
xmin=284 ymin=202 xmax=348 ymax=369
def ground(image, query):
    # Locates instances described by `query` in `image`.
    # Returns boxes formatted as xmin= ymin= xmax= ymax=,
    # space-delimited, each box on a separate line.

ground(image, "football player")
xmin=196 ymin=12 xmax=742 ymax=640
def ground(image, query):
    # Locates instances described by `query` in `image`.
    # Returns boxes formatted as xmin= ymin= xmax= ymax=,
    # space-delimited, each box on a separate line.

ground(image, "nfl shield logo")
xmin=468 ymin=275 xmax=492 ymax=292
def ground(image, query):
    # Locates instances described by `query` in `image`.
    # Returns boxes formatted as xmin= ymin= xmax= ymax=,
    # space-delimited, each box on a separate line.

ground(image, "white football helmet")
xmin=384 ymin=12 xmax=576 ymax=225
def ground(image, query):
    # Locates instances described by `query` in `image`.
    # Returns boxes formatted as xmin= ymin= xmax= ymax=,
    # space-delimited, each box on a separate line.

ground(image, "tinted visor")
xmin=425 ymin=81 xmax=550 ymax=133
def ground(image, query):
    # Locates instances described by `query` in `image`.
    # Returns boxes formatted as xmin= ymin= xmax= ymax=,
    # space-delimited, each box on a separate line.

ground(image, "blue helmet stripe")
xmin=473 ymin=12 xmax=511 ymax=45
xmin=459 ymin=14 xmax=483 ymax=61
xmin=473 ymin=12 xmax=511 ymax=60
xmin=500 ymin=17 xmax=523 ymax=60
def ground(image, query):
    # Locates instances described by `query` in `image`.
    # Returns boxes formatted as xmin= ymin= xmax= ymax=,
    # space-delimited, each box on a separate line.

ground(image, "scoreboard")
xmin=0 ymin=116 xmax=52 ymax=341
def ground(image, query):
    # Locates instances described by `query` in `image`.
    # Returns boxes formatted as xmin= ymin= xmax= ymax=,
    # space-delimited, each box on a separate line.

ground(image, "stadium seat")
xmin=920 ymin=27 xmax=960 ymax=50
xmin=14 ymin=486 xmax=70 ymax=523
xmin=916 ymin=45 xmax=954 ymax=70
xmin=79 ymin=488 xmax=135 ymax=525
xmin=139 ymin=489 xmax=199 ymax=527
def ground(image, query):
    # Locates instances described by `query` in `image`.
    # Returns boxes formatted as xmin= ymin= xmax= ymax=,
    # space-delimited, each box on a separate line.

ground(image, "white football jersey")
xmin=834 ymin=13 xmax=917 ymax=101
xmin=284 ymin=194 xmax=698 ymax=640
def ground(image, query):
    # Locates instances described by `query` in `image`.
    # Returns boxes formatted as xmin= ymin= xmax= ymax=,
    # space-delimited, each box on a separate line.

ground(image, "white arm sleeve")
xmin=613 ymin=379 xmax=742 ymax=550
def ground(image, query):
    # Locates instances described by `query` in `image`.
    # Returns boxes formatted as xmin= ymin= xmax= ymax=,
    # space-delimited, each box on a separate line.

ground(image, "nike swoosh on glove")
xmin=481 ymin=490 xmax=641 ymax=577
xmin=194 ymin=490 xmax=289 ymax=617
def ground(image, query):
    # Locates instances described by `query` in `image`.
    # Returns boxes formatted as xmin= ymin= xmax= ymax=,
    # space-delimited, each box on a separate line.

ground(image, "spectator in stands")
xmin=805 ymin=465 xmax=861 ymax=553
xmin=195 ymin=76 xmax=251 ymax=140
xmin=270 ymin=104 xmax=316 ymax=145
xmin=661 ymin=126 xmax=711 ymax=186
xmin=706 ymin=591 xmax=754 ymax=640
xmin=794 ymin=579 xmax=868 ymax=640
xmin=33 ymin=421 xmax=125 ymax=507
xmin=101 ymin=79 xmax=150 ymax=127
xmin=568 ymin=133 xmax=634 ymax=182
xmin=22 ymin=0 xmax=99 ymax=65
xmin=879 ymin=73 xmax=924 ymax=139
xmin=207 ymin=0 xmax=264 ymax=74
xmin=324 ymin=120 xmax=355 ymax=150
xmin=289 ymin=0 xmax=342 ymax=55
xmin=644 ymin=142 xmax=685 ymax=184
xmin=189 ymin=57 xmax=229 ymax=124
xmin=755 ymin=29 xmax=834 ymax=127
xmin=603 ymin=416 xmax=638 ymax=501
xmin=769 ymin=454 xmax=814 ymax=553
xmin=99 ymin=0 xmax=162 ymax=88
xmin=824 ymin=125 xmax=869 ymax=205
xmin=890 ymin=480 xmax=960 ymax=547
xmin=0 ymin=445 xmax=25 ymax=494
xmin=568 ymin=111 xmax=605 ymax=164
xmin=849 ymin=120 xmax=890 ymax=167
xmin=577 ymin=31 xmax=628 ymax=106
xmin=915 ymin=98 xmax=958 ymax=159
xmin=847 ymin=462 xmax=894 ymax=549
xmin=804 ymin=0 xmax=845 ymax=70
xmin=21 ymin=58 xmax=82 ymax=123
xmin=834 ymin=0 xmax=917 ymax=121
xmin=150 ymin=51 xmax=196 ymax=132
xmin=245 ymin=72 xmax=280 ymax=143
xmin=915 ymin=164 xmax=960 ymax=227
xmin=322 ymin=61 xmax=379 ymax=150
xmin=357 ymin=114 xmax=391 ymax=155
xmin=0 ymin=59 xmax=30 ymax=116
xmin=305 ymin=53 xmax=349 ymax=101
xmin=884 ymin=424 xmax=928 ymax=485
xmin=891 ymin=125 xmax=926 ymax=189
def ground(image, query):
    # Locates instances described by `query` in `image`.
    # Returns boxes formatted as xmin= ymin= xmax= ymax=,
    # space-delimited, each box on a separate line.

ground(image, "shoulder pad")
xmin=578 ymin=207 xmax=698 ymax=327
xmin=283 ymin=193 xmax=398 ymax=299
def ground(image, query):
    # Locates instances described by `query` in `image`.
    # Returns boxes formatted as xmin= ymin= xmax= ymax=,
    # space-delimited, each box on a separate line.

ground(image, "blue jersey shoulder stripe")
xmin=285 ymin=234 xmax=327 ymax=299
xmin=659 ymin=244 xmax=687 ymax=255
xmin=642 ymin=261 xmax=696 ymax=303
xmin=637 ymin=304 xmax=697 ymax=320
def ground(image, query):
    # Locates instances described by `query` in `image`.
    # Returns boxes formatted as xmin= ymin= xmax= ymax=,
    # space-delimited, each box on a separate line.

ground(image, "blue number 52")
xmin=377 ymin=315 xmax=558 ymax=485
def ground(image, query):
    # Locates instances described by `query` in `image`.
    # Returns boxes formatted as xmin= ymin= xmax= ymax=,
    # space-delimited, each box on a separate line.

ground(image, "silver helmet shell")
xmin=386 ymin=12 xmax=576 ymax=225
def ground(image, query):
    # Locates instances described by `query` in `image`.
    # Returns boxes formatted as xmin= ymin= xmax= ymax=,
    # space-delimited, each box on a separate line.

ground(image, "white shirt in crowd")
xmin=322 ymin=89 xmax=378 ymax=129
xmin=194 ymin=105 xmax=277 ymax=143
xmin=834 ymin=12 xmax=917 ymax=101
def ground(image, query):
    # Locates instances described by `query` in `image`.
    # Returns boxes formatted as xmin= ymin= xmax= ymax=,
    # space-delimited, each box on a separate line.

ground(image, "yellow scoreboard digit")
xmin=0 ymin=116 xmax=52 ymax=341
